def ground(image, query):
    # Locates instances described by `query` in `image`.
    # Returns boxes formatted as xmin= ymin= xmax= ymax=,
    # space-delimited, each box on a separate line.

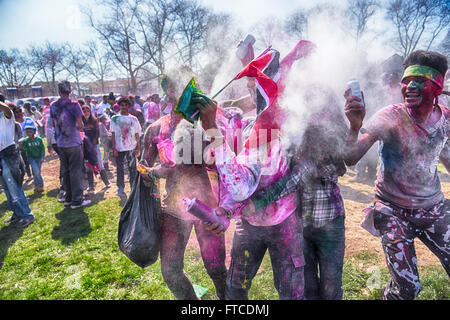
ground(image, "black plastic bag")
xmin=118 ymin=174 xmax=162 ymax=268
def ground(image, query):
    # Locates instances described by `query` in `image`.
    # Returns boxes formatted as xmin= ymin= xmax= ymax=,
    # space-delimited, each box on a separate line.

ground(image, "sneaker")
xmin=87 ymin=187 xmax=96 ymax=195
xmin=14 ymin=218 xmax=34 ymax=228
xmin=57 ymin=190 xmax=66 ymax=202
xmin=34 ymin=186 xmax=44 ymax=193
xmin=4 ymin=215 xmax=20 ymax=224
xmin=64 ymin=201 xmax=72 ymax=207
xmin=70 ymin=199 xmax=92 ymax=209
xmin=116 ymin=187 xmax=125 ymax=196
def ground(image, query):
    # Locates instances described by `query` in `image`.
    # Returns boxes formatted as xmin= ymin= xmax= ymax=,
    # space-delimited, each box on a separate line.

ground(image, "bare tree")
xmin=251 ymin=17 xmax=285 ymax=48
xmin=63 ymin=44 xmax=90 ymax=97
xmin=386 ymin=0 xmax=450 ymax=57
xmin=28 ymin=41 xmax=67 ymax=95
xmin=346 ymin=0 xmax=379 ymax=45
xmin=84 ymin=41 xmax=114 ymax=93
xmin=437 ymin=29 xmax=450 ymax=58
xmin=84 ymin=0 xmax=153 ymax=93
xmin=134 ymin=0 xmax=178 ymax=80
xmin=0 ymin=48 xmax=39 ymax=89
xmin=173 ymin=0 xmax=211 ymax=70
xmin=284 ymin=9 xmax=309 ymax=39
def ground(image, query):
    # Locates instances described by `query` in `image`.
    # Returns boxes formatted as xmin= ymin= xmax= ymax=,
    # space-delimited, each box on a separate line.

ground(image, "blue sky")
xmin=0 ymin=0 xmax=332 ymax=49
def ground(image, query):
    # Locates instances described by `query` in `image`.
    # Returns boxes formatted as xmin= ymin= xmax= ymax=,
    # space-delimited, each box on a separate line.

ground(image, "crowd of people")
xmin=0 ymin=45 xmax=449 ymax=301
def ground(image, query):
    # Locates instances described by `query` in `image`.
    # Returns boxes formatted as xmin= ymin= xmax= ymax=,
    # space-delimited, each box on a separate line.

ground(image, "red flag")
xmin=234 ymin=64 xmax=278 ymax=111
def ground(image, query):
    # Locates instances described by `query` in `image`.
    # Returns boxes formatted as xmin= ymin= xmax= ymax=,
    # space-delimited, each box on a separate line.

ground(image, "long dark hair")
xmin=82 ymin=104 xmax=97 ymax=124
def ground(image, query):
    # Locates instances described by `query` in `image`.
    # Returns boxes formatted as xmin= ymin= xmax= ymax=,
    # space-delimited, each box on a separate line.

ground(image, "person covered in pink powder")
xmin=110 ymin=96 xmax=142 ymax=196
xmin=344 ymin=50 xmax=450 ymax=300
xmin=138 ymin=68 xmax=227 ymax=300
xmin=194 ymin=92 xmax=305 ymax=300
xmin=144 ymin=93 xmax=162 ymax=128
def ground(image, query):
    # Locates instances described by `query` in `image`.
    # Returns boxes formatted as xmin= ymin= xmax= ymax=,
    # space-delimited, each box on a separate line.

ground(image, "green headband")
xmin=402 ymin=65 xmax=444 ymax=89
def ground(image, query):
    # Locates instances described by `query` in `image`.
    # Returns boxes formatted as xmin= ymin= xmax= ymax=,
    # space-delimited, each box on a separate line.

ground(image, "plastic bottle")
xmin=183 ymin=198 xmax=230 ymax=230
xmin=236 ymin=34 xmax=256 ymax=60
xmin=347 ymin=78 xmax=365 ymax=106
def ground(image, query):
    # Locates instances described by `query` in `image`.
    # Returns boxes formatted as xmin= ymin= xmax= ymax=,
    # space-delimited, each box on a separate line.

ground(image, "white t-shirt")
xmin=0 ymin=111 xmax=16 ymax=152
xmin=110 ymin=114 xmax=142 ymax=152
xmin=96 ymin=102 xmax=110 ymax=115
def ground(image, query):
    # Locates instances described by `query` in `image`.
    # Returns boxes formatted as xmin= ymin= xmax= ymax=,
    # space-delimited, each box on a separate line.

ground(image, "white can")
xmin=347 ymin=78 xmax=365 ymax=106
xmin=236 ymin=34 xmax=256 ymax=60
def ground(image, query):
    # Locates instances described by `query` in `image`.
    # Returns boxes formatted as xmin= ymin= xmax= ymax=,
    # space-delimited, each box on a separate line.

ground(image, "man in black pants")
xmin=50 ymin=81 xmax=91 ymax=209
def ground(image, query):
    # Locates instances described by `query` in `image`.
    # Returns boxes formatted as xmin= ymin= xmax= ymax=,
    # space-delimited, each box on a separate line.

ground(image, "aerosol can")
xmin=183 ymin=197 xmax=230 ymax=230
xmin=236 ymin=34 xmax=256 ymax=65
xmin=346 ymin=78 xmax=365 ymax=106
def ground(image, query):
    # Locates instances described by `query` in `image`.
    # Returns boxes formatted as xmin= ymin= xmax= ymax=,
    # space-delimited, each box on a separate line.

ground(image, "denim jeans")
xmin=115 ymin=149 xmax=136 ymax=188
xmin=59 ymin=145 xmax=84 ymax=205
xmin=226 ymin=212 xmax=305 ymax=300
xmin=0 ymin=158 xmax=34 ymax=220
xmin=302 ymin=215 xmax=346 ymax=300
xmin=27 ymin=157 xmax=44 ymax=187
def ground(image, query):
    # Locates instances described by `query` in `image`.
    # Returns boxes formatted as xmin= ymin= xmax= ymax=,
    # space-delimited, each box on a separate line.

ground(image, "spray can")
xmin=346 ymin=78 xmax=365 ymax=106
xmin=183 ymin=198 xmax=230 ymax=230
xmin=236 ymin=34 xmax=256 ymax=61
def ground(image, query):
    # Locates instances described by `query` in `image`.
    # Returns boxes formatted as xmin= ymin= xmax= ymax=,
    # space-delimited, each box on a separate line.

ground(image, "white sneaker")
xmin=70 ymin=199 xmax=92 ymax=209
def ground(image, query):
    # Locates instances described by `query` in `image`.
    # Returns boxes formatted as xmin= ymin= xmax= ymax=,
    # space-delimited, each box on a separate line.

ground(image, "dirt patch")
xmin=36 ymin=155 xmax=447 ymax=267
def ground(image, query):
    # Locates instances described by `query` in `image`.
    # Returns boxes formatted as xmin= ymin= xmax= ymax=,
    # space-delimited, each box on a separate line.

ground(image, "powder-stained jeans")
xmin=115 ymin=149 xmax=137 ymax=188
xmin=0 ymin=158 xmax=34 ymax=220
xmin=27 ymin=157 xmax=44 ymax=187
xmin=226 ymin=212 xmax=305 ymax=300
xmin=159 ymin=213 xmax=227 ymax=300
xmin=303 ymin=215 xmax=345 ymax=300
xmin=373 ymin=198 xmax=450 ymax=300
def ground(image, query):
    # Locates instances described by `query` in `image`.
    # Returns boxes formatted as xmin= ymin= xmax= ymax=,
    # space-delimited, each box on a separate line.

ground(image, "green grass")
xmin=0 ymin=189 xmax=448 ymax=300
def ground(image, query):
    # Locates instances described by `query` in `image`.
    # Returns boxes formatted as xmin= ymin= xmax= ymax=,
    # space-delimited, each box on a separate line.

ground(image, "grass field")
xmin=0 ymin=186 xmax=448 ymax=300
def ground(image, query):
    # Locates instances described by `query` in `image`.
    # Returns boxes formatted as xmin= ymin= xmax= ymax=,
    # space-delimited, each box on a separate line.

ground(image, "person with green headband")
xmin=344 ymin=50 xmax=450 ymax=300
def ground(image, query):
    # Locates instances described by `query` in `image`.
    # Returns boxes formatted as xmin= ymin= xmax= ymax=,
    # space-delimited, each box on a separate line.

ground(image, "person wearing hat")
xmin=21 ymin=121 xmax=45 ymax=193
xmin=344 ymin=50 xmax=450 ymax=300
xmin=0 ymin=101 xmax=35 ymax=228
xmin=50 ymin=81 xmax=91 ymax=209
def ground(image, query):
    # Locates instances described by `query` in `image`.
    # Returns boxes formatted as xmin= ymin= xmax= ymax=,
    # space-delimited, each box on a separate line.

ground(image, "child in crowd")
xmin=21 ymin=123 xmax=45 ymax=192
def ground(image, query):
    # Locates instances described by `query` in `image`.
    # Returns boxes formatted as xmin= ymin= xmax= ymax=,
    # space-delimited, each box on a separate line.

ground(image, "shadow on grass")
xmin=0 ymin=224 xmax=24 ymax=269
xmin=25 ymin=191 xmax=45 ymax=206
xmin=51 ymin=207 xmax=92 ymax=246
xmin=119 ymin=193 xmax=128 ymax=207
xmin=0 ymin=200 xmax=8 ymax=219
xmin=46 ymin=188 xmax=60 ymax=198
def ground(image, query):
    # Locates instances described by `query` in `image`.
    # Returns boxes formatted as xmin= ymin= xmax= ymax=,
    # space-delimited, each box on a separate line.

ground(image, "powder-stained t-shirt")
xmin=50 ymin=99 xmax=83 ymax=148
xmin=110 ymin=114 xmax=142 ymax=152
xmin=361 ymin=103 xmax=450 ymax=209
xmin=0 ymin=111 xmax=15 ymax=152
